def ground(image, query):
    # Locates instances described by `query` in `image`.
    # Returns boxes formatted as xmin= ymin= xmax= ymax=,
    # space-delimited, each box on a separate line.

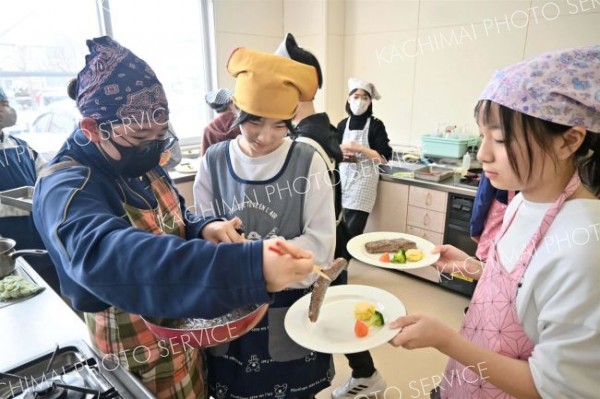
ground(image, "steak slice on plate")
xmin=364 ymin=238 xmax=417 ymax=254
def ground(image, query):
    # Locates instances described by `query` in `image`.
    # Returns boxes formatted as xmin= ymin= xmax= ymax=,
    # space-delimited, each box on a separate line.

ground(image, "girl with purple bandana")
xmin=389 ymin=45 xmax=600 ymax=398
xmin=32 ymin=36 xmax=316 ymax=399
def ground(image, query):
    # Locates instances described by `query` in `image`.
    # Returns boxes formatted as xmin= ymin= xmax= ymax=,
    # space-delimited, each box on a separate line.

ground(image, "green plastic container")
xmin=421 ymin=135 xmax=480 ymax=158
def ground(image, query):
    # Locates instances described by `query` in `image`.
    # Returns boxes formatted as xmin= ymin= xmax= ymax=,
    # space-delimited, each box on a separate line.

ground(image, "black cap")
xmin=274 ymin=33 xmax=323 ymax=89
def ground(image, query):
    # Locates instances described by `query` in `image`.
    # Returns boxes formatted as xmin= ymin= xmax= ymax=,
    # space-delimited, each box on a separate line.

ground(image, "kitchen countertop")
xmin=379 ymin=172 xmax=478 ymax=197
xmin=0 ymin=258 xmax=89 ymax=370
xmin=169 ymin=170 xmax=196 ymax=184
xmin=168 ymin=164 xmax=478 ymax=196
xmin=167 ymin=152 xmax=481 ymax=196
xmin=168 ymin=169 xmax=478 ymax=196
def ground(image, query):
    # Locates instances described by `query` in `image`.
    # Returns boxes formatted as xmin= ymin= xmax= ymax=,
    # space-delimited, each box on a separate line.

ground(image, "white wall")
xmin=212 ymin=0 xmax=344 ymax=119
xmin=212 ymin=0 xmax=285 ymax=91
xmin=344 ymin=0 xmax=600 ymax=146
xmin=212 ymin=0 xmax=600 ymax=146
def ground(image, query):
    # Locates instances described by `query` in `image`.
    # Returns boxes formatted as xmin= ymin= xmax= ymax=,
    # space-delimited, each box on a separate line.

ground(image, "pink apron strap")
xmin=494 ymin=173 xmax=580 ymax=266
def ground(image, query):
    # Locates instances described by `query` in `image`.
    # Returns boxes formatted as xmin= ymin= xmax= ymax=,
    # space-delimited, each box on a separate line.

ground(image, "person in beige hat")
xmin=193 ymin=47 xmax=336 ymax=399
xmin=275 ymin=34 xmax=388 ymax=399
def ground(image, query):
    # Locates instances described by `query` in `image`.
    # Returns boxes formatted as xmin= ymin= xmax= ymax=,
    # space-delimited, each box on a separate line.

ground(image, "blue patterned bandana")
xmin=480 ymin=45 xmax=600 ymax=133
xmin=75 ymin=36 xmax=169 ymax=129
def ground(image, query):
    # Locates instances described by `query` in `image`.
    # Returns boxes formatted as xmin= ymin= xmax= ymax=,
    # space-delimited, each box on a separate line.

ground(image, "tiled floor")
xmin=317 ymin=260 xmax=470 ymax=399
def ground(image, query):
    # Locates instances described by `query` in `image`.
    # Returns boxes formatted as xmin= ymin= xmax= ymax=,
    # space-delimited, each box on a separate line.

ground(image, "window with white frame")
xmin=0 ymin=0 xmax=211 ymax=157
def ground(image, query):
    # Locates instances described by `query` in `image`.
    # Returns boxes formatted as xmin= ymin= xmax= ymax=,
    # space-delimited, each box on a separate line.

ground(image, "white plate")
xmin=174 ymin=163 xmax=198 ymax=174
xmin=284 ymin=285 xmax=406 ymax=354
xmin=347 ymin=231 xmax=440 ymax=270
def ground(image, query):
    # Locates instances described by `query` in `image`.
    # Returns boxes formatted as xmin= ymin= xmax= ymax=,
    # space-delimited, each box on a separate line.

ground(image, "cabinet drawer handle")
xmin=423 ymin=213 xmax=430 ymax=226
xmin=425 ymin=192 xmax=432 ymax=206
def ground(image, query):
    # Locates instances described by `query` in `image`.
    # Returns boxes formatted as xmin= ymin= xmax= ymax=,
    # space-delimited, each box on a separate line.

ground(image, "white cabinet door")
xmin=407 ymin=205 xmax=446 ymax=233
xmin=406 ymin=225 xmax=444 ymax=245
xmin=365 ymin=180 xmax=409 ymax=233
xmin=409 ymin=186 xmax=448 ymax=213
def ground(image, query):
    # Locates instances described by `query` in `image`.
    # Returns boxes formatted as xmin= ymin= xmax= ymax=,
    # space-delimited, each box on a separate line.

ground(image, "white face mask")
xmin=349 ymin=98 xmax=370 ymax=116
xmin=0 ymin=105 xmax=17 ymax=129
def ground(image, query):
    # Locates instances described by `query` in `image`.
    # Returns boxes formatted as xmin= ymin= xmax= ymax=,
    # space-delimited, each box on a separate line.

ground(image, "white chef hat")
xmin=347 ymin=77 xmax=381 ymax=100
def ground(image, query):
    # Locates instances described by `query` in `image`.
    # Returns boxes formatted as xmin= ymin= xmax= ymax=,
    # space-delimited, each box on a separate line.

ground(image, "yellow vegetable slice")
xmin=353 ymin=302 xmax=376 ymax=321
xmin=405 ymin=248 xmax=424 ymax=262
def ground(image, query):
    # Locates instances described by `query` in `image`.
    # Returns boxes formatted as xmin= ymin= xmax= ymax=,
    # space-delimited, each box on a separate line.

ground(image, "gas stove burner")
xmin=0 ymin=341 xmax=155 ymax=399
xmin=23 ymin=380 xmax=66 ymax=399
xmin=21 ymin=373 xmax=86 ymax=399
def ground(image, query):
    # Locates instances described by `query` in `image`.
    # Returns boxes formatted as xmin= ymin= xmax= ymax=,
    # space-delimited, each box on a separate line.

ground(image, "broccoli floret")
xmin=390 ymin=250 xmax=406 ymax=264
xmin=369 ymin=311 xmax=385 ymax=327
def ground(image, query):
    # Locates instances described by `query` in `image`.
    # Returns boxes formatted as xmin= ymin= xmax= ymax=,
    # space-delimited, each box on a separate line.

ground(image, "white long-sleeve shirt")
xmin=498 ymin=196 xmax=600 ymax=398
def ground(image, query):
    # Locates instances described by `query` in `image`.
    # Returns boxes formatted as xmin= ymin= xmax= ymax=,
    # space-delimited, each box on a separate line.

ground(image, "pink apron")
xmin=475 ymin=191 xmax=515 ymax=261
xmin=441 ymin=173 xmax=580 ymax=398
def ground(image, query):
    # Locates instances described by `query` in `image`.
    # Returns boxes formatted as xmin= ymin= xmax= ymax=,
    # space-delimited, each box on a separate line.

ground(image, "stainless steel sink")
xmin=379 ymin=163 xmax=427 ymax=175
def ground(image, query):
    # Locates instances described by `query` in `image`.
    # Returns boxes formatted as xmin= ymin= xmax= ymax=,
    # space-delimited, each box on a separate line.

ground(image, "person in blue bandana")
xmin=32 ymin=36 xmax=315 ymax=399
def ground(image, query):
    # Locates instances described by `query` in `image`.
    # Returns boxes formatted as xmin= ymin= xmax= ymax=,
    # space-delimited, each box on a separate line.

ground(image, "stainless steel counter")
xmin=169 ymin=170 xmax=196 ymax=184
xmin=0 ymin=258 xmax=89 ymax=370
xmin=0 ymin=259 xmax=157 ymax=397
xmin=379 ymin=172 xmax=477 ymax=197
xmin=167 ymin=159 xmax=478 ymax=197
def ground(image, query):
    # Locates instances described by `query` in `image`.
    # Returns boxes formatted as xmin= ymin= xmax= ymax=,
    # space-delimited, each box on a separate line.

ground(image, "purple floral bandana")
xmin=75 ymin=36 xmax=169 ymax=128
xmin=480 ymin=45 xmax=600 ymax=133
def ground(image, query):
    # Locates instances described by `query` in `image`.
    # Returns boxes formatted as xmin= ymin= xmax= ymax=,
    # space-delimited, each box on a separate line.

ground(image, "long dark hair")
xmin=232 ymin=110 xmax=296 ymax=136
xmin=475 ymin=100 xmax=600 ymax=196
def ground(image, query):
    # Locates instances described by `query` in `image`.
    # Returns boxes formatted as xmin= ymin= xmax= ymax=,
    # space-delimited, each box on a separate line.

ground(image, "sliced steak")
xmin=364 ymin=238 xmax=417 ymax=254
xmin=308 ymin=258 xmax=348 ymax=323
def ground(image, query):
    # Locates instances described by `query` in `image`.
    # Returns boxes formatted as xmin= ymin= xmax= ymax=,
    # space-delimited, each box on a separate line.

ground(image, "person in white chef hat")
xmin=337 ymin=78 xmax=392 ymax=239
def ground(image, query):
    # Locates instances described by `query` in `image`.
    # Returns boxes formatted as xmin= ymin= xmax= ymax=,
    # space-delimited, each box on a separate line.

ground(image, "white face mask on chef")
xmin=0 ymin=105 xmax=17 ymax=130
xmin=349 ymin=98 xmax=370 ymax=116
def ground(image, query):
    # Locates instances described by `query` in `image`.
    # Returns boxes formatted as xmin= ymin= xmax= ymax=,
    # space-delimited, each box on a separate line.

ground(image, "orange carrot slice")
xmin=354 ymin=320 xmax=369 ymax=338
xmin=379 ymin=252 xmax=390 ymax=263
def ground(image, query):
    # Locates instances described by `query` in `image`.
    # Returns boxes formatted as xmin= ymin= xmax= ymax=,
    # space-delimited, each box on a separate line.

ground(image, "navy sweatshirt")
xmin=33 ymin=129 xmax=269 ymax=318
